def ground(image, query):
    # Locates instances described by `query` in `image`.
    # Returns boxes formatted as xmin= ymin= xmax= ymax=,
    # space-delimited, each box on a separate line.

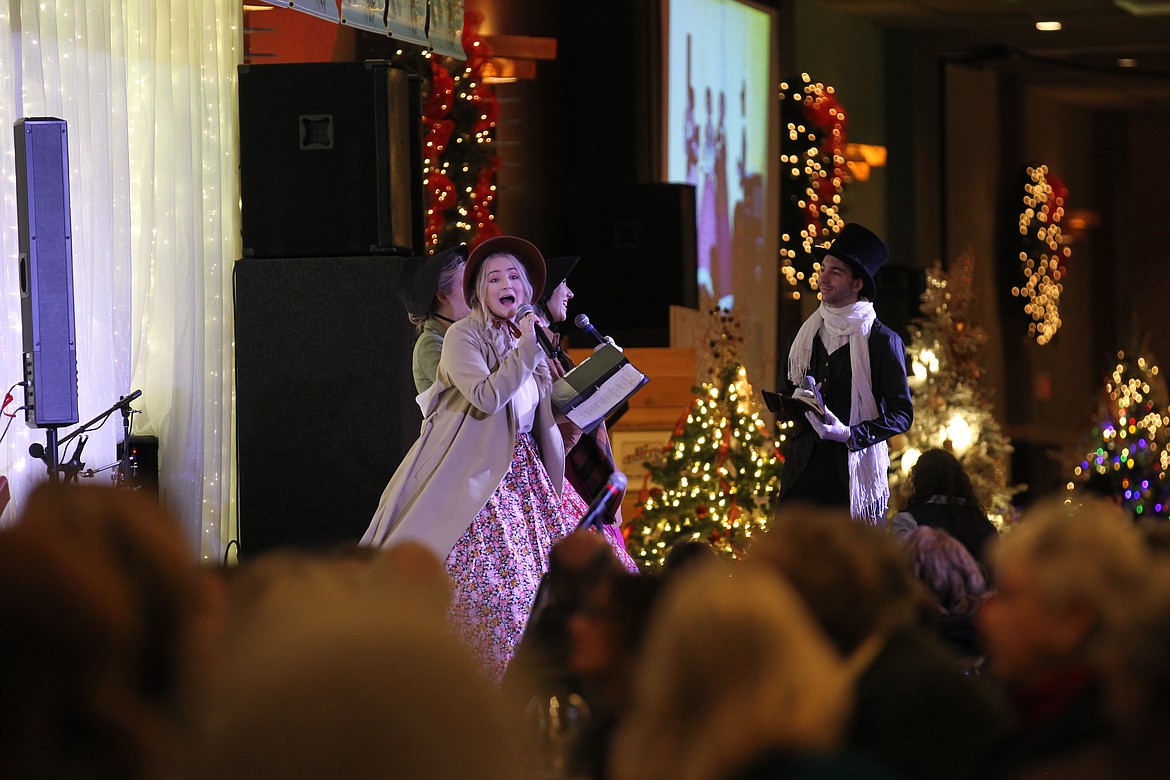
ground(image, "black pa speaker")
xmin=563 ymin=183 xmax=698 ymax=347
xmin=238 ymin=60 xmax=424 ymax=259
xmin=873 ymin=264 xmax=925 ymax=344
xmin=117 ymin=434 xmax=159 ymax=497
xmin=233 ymin=257 xmax=421 ymax=556
xmin=15 ymin=118 xmax=78 ymax=427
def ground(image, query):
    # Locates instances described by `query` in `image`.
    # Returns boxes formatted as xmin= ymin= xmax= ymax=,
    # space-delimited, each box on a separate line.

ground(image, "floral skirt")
xmin=445 ymin=433 xmax=578 ymax=684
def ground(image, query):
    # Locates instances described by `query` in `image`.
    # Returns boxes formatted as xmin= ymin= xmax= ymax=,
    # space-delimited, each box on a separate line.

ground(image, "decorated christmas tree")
xmin=391 ymin=10 xmax=500 ymax=251
xmin=1068 ymin=339 xmax=1170 ymax=519
xmin=890 ymin=256 xmax=1019 ymax=525
xmin=629 ymin=308 xmax=784 ymax=569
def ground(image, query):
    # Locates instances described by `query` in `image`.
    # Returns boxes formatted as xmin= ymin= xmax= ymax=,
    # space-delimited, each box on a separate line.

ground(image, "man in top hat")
xmin=775 ymin=223 xmax=913 ymax=523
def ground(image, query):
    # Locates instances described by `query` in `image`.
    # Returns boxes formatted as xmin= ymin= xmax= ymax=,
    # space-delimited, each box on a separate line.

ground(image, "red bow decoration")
xmin=492 ymin=317 xmax=522 ymax=338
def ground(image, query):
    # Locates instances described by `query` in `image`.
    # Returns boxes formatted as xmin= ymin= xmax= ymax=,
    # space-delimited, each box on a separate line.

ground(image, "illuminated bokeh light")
xmin=778 ymin=73 xmax=847 ymax=299
xmin=1013 ymin=164 xmax=1070 ymax=345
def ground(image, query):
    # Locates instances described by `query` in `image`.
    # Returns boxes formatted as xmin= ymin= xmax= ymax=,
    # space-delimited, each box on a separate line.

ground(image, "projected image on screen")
xmin=666 ymin=0 xmax=773 ymax=307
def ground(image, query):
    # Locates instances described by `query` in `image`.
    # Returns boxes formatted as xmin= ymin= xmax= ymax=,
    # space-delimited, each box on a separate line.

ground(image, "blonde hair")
xmin=609 ymin=563 xmax=853 ymax=780
xmin=465 ymin=253 xmax=550 ymax=390
xmin=752 ymin=503 xmax=924 ymax=653
xmin=994 ymin=495 xmax=1148 ymax=626
xmin=194 ymin=552 xmax=516 ymax=780
xmin=408 ymin=251 xmax=467 ymax=331
xmin=469 ymin=251 xmax=533 ymax=311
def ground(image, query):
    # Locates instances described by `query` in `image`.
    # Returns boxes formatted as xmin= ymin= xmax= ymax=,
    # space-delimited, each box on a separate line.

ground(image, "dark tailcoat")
xmin=777 ymin=320 xmax=913 ymax=507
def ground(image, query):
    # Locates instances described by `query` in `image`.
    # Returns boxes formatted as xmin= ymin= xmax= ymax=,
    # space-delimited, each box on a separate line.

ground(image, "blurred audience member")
xmin=891 ymin=448 xmax=999 ymax=572
xmin=901 ymin=525 xmax=990 ymax=662
xmin=504 ymin=530 xmax=626 ymax=701
xmin=1136 ymin=516 xmax=1170 ymax=556
xmin=977 ymin=495 xmax=1149 ymax=779
xmin=191 ymin=556 xmax=521 ymax=780
xmin=611 ymin=563 xmax=898 ymax=780
xmin=0 ymin=483 xmax=209 ymax=779
xmin=1095 ymin=558 xmax=1170 ymax=779
xmin=752 ymin=503 xmax=1012 ymax=780
xmin=567 ymin=571 xmax=665 ymax=780
xmin=660 ymin=537 xmax=721 ymax=580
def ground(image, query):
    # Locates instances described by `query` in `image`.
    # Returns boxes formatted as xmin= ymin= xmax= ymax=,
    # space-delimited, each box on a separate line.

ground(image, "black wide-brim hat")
xmin=811 ymin=223 xmax=888 ymax=301
xmin=540 ymin=256 xmax=580 ymax=303
xmin=392 ymin=243 xmax=468 ymax=318
xmin=464 ymin=236 xmax=547 ymax=308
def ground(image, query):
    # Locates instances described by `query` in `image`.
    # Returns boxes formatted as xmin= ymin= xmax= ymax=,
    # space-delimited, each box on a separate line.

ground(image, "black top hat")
xmin=464 ymin=236 xmax=547 ymax=308
xmin=392 ymin=244 xmax=469 ymax=318
xmin=540 ymin=256 xmax=580 ymax=302
xmin=811 ymin=223 xmax=888 ymax=301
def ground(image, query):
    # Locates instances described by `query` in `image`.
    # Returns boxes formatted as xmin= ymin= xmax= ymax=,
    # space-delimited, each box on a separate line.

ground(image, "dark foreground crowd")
xmin=2 ymin=480 xmax=1168 ymax=780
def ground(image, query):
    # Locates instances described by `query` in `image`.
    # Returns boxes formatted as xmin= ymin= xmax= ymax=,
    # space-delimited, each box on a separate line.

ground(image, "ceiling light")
xmin=1035 ymin=20 xmax=1062 ymax=31
xmin=1117 ymin=58 xmax=1138 ymax=67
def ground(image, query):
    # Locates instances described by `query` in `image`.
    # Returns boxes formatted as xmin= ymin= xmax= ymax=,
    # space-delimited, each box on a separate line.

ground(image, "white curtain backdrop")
xmin=0 ymin=0 xmax=241 ymax=562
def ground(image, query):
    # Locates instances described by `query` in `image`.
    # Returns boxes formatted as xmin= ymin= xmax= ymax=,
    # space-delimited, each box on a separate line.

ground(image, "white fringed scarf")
xmin=788 ymin=301 xmax=890 ymax=524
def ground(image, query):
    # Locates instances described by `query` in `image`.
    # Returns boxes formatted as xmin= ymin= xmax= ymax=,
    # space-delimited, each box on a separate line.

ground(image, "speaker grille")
xmin=15 ymin=117 xmax=79 ymax=428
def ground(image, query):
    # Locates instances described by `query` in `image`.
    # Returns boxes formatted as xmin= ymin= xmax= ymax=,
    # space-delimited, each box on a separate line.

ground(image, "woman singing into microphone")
xmin=361 ymin=236 xmax=577 ymax=682
xmin=536 ymin=256 xmax=639 ymax=573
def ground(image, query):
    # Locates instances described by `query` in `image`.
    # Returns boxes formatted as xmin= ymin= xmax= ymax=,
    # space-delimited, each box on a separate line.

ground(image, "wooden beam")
xmin=481 ymin=34 xmax=557 ymax=60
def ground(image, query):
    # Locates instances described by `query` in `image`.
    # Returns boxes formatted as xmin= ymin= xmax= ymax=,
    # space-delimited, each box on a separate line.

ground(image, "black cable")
xmin=223 ymin=538 xmax=240 ymax=567
xmin=228 ymin=270 xmax=243 ymax=565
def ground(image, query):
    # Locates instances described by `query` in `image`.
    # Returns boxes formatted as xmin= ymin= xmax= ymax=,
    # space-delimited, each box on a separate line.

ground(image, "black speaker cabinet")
xmin=873 ymin=264 xmax=925 ymax=344
xmin=563 ymin=183 xmax=698 ymax=347
xmin=117 ymin=434 xmax=159 ymax=497
xmin=238 ymin=60 xmax=424 ymax=259
xmin=234 ymin=257 xmax=420 ymax=556
xmin=15 ymin=117 xmax=79 ymax=428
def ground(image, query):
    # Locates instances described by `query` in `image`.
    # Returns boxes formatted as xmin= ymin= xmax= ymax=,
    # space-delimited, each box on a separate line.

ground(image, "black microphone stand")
xmin=44 ymin=390 xmax=142 ymax=484
xmin=115 ymin=391 xmax=138 ymax=488
xmin=29 ymin=428 xmax=62 ymax=483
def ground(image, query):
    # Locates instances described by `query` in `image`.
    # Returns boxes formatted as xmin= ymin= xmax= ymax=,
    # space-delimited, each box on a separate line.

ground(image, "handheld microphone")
xmin=574 ymin=313 xmax=606 ymax=346
xmin=575 ymin=471 xmax=628 ymax=532
xmin=517 ymin=303 xmax=557 ymax=359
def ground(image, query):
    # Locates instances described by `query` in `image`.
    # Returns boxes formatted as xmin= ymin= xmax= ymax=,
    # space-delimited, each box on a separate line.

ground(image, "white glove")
xmin=592 ymin=335 xmax=623 ymax=353
xmin=806 ymin=408 xmax=850 ymax=443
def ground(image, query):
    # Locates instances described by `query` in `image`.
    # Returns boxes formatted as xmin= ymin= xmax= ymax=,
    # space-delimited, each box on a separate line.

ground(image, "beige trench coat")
xmin=360 ymin=315 xmax=566 ymax=560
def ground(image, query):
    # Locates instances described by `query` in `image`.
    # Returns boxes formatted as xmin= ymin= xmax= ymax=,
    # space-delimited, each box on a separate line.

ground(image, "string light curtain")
xmin=0 ymin=0 xmax=241 ymax=562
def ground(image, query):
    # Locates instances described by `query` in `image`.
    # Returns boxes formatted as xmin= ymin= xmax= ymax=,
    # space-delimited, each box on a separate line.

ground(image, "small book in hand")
xmin=762 ymin=376 xmax=826 ymax=422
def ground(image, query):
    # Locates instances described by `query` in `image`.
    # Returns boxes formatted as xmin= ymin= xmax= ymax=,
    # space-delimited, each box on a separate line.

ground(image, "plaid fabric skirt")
xmin=445 ymin=433 xmax=577 ymax=683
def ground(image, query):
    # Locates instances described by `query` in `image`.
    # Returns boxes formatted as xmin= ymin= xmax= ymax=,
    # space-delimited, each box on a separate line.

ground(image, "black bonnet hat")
xmin=811 ymin=223 xmax=888 ymax=301
xmin=392 ymin=244 xmax=468 ymax=318
xmin=540 ymin=256 xmax=580 ymax=303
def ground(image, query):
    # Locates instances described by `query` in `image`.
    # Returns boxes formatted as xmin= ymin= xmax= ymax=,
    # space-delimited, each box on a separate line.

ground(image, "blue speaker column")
xmin=15 ymin=118 xmax=79 ymax=435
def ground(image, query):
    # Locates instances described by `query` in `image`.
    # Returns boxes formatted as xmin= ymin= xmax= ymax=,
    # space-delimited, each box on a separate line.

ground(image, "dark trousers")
xmin=779 ymin=440 xmax=848 ymax=508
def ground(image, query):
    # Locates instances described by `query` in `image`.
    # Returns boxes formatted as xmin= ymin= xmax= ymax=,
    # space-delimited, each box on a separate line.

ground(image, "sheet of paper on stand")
xmin=552 ymin=343 xmax=649 ymax=433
